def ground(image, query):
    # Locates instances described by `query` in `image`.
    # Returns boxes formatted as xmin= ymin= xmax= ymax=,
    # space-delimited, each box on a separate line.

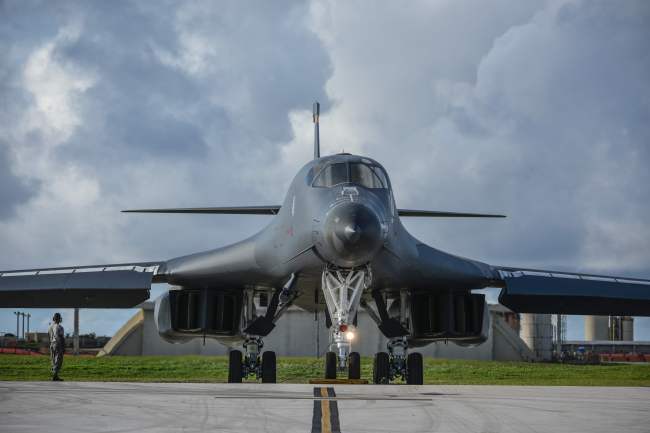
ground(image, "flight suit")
xmin=48 ymin=322 xmax=65 ymax=379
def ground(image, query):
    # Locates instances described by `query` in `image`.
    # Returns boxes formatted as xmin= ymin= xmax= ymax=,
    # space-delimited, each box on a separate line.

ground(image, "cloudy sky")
xmin=1 ymin=0 xmax=649 ymax=341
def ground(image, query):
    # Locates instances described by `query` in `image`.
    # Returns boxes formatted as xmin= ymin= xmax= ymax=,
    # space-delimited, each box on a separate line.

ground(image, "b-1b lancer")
xmin=2 ymin=102 xmax=649 ymax=384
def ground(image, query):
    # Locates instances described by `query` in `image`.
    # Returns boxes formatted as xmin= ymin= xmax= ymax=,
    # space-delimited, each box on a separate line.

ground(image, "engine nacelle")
xmin=154 ymin=288 xmax=243 ymax=344
xmin=408 ymin=290 xmax=490 ymax=347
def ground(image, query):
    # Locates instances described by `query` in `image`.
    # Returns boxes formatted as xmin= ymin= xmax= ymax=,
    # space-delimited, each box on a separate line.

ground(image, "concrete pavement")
xmin=0 ymin=382 xmax=648 ymax=432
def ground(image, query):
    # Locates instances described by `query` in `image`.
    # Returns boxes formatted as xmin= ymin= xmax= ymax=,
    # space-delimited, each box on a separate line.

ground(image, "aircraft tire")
xmin=406 ymin=352 xmax=423 ymax=385
xmin=261 ymin=351 xmax=276 ymax=383
xmin=373 ymin=352 xmax=390 ymax=384
xmin=348 ymin=352 xmax=361 ymax=380
xmin=325 ymin=351 xmax=337 ymax=379
xmin=228 ymin=350 xmax=243 ymax=383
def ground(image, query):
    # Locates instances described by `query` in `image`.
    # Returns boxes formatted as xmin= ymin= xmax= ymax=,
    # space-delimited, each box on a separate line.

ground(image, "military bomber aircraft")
xmin=2 ymin=102 xmax=650 ymax=384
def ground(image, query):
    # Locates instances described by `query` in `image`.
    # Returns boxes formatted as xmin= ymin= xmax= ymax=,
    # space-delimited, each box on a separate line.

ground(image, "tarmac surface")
xmin=1 ymin=382 xmax=649 ymax=433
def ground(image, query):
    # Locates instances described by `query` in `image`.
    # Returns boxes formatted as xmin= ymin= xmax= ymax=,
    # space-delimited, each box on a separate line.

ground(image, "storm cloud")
xmin=1 ymin=0 xmax=649 ymax=339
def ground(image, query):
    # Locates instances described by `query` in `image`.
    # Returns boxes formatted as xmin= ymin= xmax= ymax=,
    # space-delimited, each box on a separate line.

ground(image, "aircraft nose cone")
xmin=343 ymin=224 xmax=362 ymax=242
xmin=322 ymin=202 xmax=383 ymax=267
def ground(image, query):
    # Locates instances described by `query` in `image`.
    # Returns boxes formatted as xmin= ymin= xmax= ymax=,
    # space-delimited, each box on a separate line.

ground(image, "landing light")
xmin=346 ymin=331 xmax=355 ymax=341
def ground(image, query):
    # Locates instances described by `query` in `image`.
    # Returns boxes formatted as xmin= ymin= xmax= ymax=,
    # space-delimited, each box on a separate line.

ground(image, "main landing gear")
xmin=372 ymin=338 xmax=423 ymax=385
xmin=228 ymin=277 xmax=299 ymax=384
xmin=228 ymin=337 xmax=277 ymax=383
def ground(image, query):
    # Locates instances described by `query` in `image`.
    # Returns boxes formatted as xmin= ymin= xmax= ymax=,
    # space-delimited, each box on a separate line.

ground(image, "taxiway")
xmin=0 ymin=382 xmax=648 ymax=432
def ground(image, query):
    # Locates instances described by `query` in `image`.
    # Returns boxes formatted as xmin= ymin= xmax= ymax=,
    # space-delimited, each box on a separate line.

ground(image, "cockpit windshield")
xmin=350 ymin=163 xmax=385 ymax=189
xmin=312 ymin=162 xmax=388 ymax=189
xmin=312 ymin=163 xmax=348 ymax=188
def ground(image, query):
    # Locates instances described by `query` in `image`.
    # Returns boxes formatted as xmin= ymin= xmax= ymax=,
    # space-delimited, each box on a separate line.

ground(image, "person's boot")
xmin=52 ymin=375 xmax=63 ymax=381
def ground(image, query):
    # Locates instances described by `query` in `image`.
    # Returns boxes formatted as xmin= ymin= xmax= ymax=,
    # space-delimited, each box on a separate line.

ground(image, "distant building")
xmin=25 ymin=332 xmax=49 ymax=344
xmin=490 ymin=304 xmax=520 ymax=333
xmin=585 ymin=315 xmax=634 ymax=342
xmin=562 ymin=340 xmax=650 ymax=356
xmin=0 ymin=333 xmax=17 ymax=347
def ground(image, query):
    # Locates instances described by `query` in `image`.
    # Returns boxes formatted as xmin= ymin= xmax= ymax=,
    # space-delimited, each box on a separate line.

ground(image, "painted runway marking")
xmin=312 ymin=387 xmax=341 ymax=433
xmin=0 ymin=385 xmax=430 ymax=401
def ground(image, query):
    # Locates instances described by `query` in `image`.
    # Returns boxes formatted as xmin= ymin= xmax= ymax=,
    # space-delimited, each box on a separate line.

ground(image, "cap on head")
xmin=53 ymin=313 xmax=62 ymax=323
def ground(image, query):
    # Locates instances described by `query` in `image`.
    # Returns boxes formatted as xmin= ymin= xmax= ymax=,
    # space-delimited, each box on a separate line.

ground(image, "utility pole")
xmin=26 ymin=313 xmax=31 ymax=340
xmin=14 ymin=311 xmax=20 ymax=339
xmin=314 ymin=287 xmax=320 ymax=359
xmin=73 ymin=308 xmax=80 ymax=356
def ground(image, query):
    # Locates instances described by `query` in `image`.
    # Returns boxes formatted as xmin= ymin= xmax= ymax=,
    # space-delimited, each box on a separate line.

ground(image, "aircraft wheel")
xmin=261 ymin=351 xmax=276 ymax=383
xmin=228 ymin=350 xmax=243 ymax=383
xmin=348 ymin=352 xmax=361 ymax=380
xmin=373 ymin=352 xmax=390 ymax=384
xmin=406 ymin=352 xmax=423 ymax=385
xmin=325 ymin=351 xmax=337 ymax=379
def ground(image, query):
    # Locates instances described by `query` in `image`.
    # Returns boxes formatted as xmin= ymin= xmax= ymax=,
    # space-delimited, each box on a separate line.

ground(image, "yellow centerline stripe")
xmin=320 ymin=387 xmax=332 ymax=433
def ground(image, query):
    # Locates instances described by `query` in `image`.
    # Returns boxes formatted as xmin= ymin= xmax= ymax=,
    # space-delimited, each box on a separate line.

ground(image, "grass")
xmin=1 ymin=355 xmax=649 ymax=385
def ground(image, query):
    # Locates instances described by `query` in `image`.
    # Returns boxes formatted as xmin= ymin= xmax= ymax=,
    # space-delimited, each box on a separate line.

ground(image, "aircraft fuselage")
xmin=162 ymin=153 xmax=497 ymax=305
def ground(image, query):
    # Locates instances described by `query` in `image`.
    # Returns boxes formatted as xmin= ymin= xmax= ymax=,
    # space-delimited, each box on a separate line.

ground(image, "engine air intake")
xmin=156 ymin=288 xmax=243 ymax=343
xmin=410 ymin=291 xmax=486 ymax=341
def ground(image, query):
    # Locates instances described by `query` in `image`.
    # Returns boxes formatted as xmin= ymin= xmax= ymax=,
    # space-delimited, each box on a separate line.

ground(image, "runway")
xmin=1 ymin=382 xmax=648 ymax=433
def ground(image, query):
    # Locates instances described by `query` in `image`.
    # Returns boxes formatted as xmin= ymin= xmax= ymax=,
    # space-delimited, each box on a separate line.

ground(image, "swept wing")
xmin=122 ymin=206 xmax=504 ymax=218
xmin=494 ymin=266 xmax=650 ymax=316
xmin=122 ymin=206 xmax=281 ymax=215
xmin=0 ymin=262 xmax=165 ymax=308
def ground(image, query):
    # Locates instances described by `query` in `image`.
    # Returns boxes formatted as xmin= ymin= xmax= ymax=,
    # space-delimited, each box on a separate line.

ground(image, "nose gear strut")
xmin=321 ymin=263 xmax=371 ymax=372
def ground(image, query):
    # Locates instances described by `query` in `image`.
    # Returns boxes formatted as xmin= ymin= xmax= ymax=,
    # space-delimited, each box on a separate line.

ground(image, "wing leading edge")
xmin=494 ymin=266 xmax=650 ymax=316
xmin=122 ymin=206 xmax=281 ymax=215
xmin=398 ymin=209 xmax=505 ymax=218
xmin=0 ymin=262 xmax=165 ymax=308
xmin=122 ymin=206 xmax=505 ymax=218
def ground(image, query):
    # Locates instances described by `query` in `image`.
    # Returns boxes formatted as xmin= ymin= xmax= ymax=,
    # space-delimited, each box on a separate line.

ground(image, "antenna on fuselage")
xmin=313 ymin=101 xmax=320 ymax=159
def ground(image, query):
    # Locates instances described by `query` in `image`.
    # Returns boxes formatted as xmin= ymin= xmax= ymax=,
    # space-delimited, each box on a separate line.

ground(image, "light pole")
xmin=20 ymin=312 xmax=25 ymax=340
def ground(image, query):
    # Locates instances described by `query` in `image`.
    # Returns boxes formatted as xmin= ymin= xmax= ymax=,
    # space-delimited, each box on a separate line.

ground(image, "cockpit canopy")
xmin=310 ymin=161 xmax=389 ymax=189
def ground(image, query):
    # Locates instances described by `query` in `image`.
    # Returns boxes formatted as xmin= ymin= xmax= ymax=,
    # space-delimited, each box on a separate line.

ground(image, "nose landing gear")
xmin=321 ymin=264 xmax=370 ymax=380
xmin=324 ymin=349 xmax=361 ymax=380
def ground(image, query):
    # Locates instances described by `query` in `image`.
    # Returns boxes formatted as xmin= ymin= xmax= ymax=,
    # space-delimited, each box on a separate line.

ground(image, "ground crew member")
xmin=48 ymin=312 xmax=65 ymax=381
